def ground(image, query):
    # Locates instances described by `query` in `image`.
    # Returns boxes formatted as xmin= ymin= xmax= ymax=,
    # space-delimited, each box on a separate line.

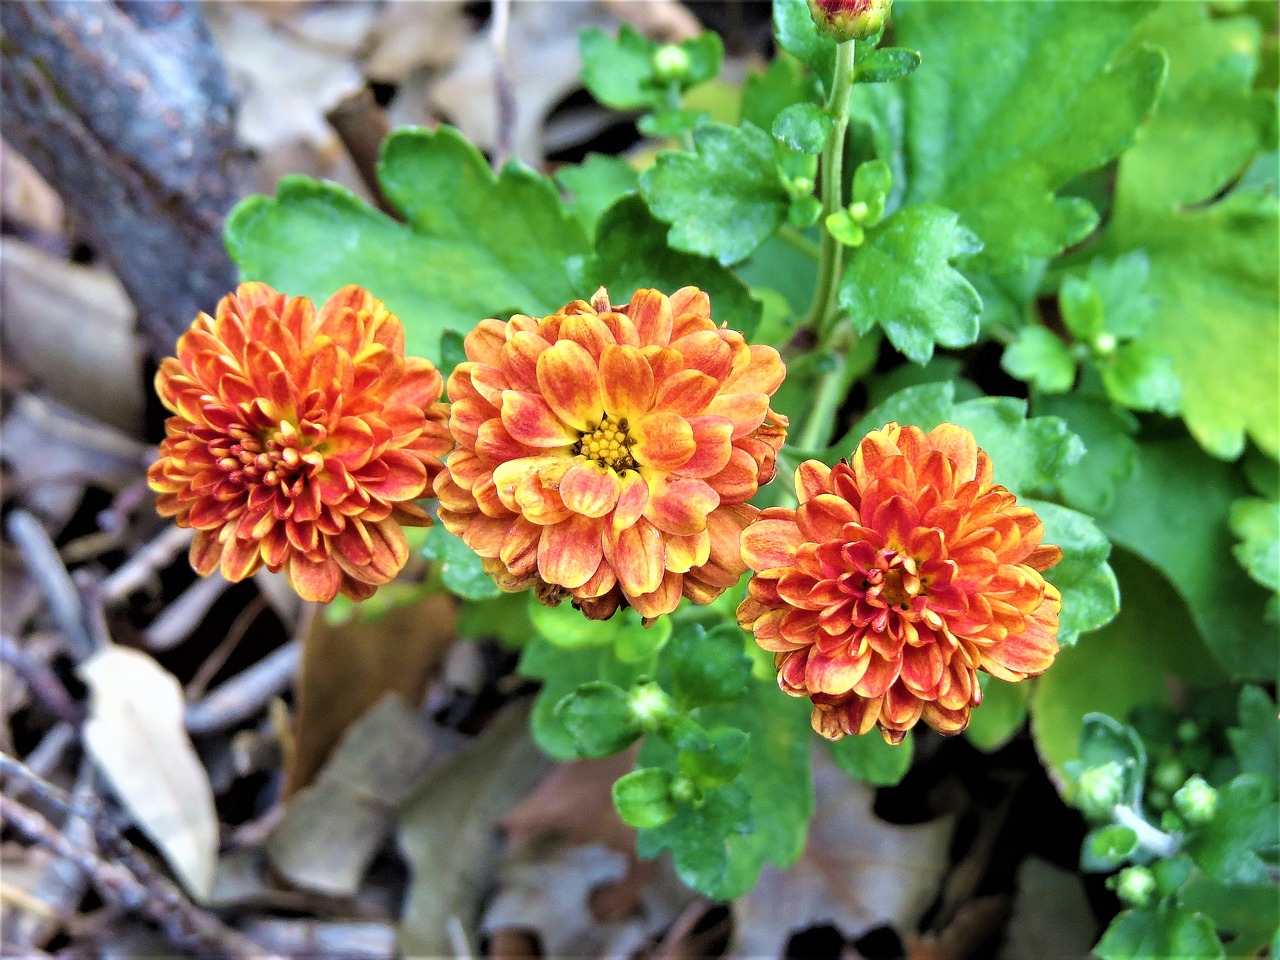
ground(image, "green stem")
xmin=665 ymin=81 xmax=694 ymax=152
xmin=776 ymin=225 xmax=822 ymax=260
xmin=794 ymin=352 xmax=849 ymax=452
xmin=801 ymin=40 xmax=858 ymax=336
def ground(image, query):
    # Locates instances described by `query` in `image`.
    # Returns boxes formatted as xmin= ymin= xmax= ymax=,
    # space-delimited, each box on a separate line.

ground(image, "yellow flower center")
xmin=574 ymin=414 xmax=637 ymax=472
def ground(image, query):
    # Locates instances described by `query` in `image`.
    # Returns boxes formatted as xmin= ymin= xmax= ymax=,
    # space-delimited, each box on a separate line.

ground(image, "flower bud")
xmin=807 ymin=0 xmax=893 ymax=43
xmin=652 ymin=44 xmax=691 ymax=84
xmin=1152 ymin=758 xmax=1186 ymax=793
xmin=1173 ymin=775 xmax=1218 ymax=825
xmin=627 ymin=682 xmax=675 ymax=729
xmin=1113 ymin=866 xmax=1158 ymax=907
xmin=1077 ymin=761 xmax=1126 ymax=820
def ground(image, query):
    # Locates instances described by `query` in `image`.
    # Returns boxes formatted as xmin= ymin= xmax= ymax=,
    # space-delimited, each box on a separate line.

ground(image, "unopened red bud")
xmin=807 ymin=0 xmax=893 ymax=43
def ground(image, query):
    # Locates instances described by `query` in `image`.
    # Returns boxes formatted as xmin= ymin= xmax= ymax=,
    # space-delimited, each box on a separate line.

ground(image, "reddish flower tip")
xmin=808 ymin=0 xmax=893 ymax=42
xmin=436 ymin=286 xmax=789 ymax=621
xmin=148 ymin=283 xmax=452 ymax=603
xmin=737 ymin=422 xmax=1062 ymax=744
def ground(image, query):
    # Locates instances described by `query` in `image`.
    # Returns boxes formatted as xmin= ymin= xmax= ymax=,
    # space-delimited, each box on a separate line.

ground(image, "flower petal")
xmin=607 ymin=518 xmax=665 ymax=596
xmin=537 ymin=340 xmax=602 ymax=431
xmin=538 ymin=513 xmax=604 ymax=589
xmin=740 ymin=515 xmax=803 ymax=573
xmin=560 ymin=462 xmax=623 ymax=518
xmin=599 ymin=344 xmax=655 ymax=423
xmin=626 ymin=289 xmax=673 ymax=346
xmin=501 ymin=391 xmax=578 ymax=447
xmin=643 ymin=473 xmax=719 ymax=536
xmin=630 ymin=411 xmax=695 ymax=471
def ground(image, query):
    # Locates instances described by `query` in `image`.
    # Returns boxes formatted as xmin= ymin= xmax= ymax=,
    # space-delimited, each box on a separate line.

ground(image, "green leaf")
xmin=226 ymin=127 xmax=588 ymax=364
xmin=579 ymin=25 xmax=663 ymax=110
xmin=556 ymin=154 xmax=638 ymax=240
xmin=1036 ymin=393 xmax=1139 ymax=516
xmin=897 ymin=2 xmax=1165 ymax=266
xmin=1228 ymin=686 xmax=1279 ymax=787
xmin=612 ymin=768 xmax=678 ymax=829
xmin=1095 ymin=907 xmax=1225 ymax=960
xmin=774 ymin=0 xmax=836 ymax=90
xmin=829 ymin=730 xmax=913 ymax=786
xmin=519 ymin=635 xmax=653 ymax=761
xmin=667 ymin=623 xmax=752 ymax=709
xmin=678 ymin=32 xmax=726 ymax=89
xmin=965 ymin=675 xmax=1031 ymax=753
xmin=674 ymin=724 xmax=751 ymax=789
xmin=1084 ymin=251 xmax=1159 ymax=340
xmin=1024 ymin=499 xmax=1119 ymax=647
xmin=554 ymin=682 xmax=643 ymax=758
xmin=1031 ymin=551 xmax=1226 ymax=784
xmin=1099 ymin=4 xmax=1277 ymax=458
xmin=588 ymin=195 xmax=762 ymax=338
xmin=741 ymin=54 xmax=820 ymax=133
xmin=636 ymin=673 xmax=812 ymax=899
xmin=1230 ymin=498 xmax=1279 ymax=604
xmin=855 ymin=47 xmax=922 ymax=85
xmin=1096 ymin=342 xmax=1181 ymax=415
xmin=638 ymin=108 xmax=710 ymax=140
xmin=772 ymin=103 xmax=832 ymax=154
xmin=1002 ymin=327 xmax=1077 ymax=394
xmin=1082 ymin=825 xmax=1140 ymax=872
xmin=639 ymin=122 xmax=789 ymax=265
xmin=422 ymin=523 xmax=501 ymax=601
xmin=836 ymin=381 xmax=958 ymax=454
xmin=839 ymin=204 xmax=983 ymax=364
xmin=1185 ymin=774 xmax=1280 ymax=886
xmin=1093 ymin=436 xmax=1280 ymax=680
xmin=850 ymin=159 xmax=892 ymax=226
xmin=949 ymin=396 xmax=1085 ymax=497
xmin=1074 ymin=713 xmax=1148 ymax=807
xmin=1178 ymin=874 xmax=1280 ymax=957
xmin=1059 ymin=275 xmax=1105 ymax=342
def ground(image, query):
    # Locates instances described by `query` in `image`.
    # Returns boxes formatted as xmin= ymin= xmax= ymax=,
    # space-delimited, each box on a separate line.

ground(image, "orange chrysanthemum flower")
xmin=737 ymin=423 xmax=1062 ymax=744
xmin=148 ymin=283 xmax=451 ymax=603
xmin=435 ymin=287 xmax=788 ymax=620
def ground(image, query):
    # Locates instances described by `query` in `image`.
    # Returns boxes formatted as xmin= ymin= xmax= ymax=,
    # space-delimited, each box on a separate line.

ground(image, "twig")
xmin=0 ymin=636 xmax=83 ymax=727
xmin=325 ymin=87 xmax=397 ymax=218
xmin=5 ymin=511 xmax=96 ymax=661
xmin=95 ymin=477 xmax=153 ymax=535
xmin=21 ymin=724 xmax=75 ymax=781
xmin=490 ymin=0 xmax=515 ymax=169
xmin=97 ymin=525 xmax=193 ymax=602
xmin=142 ymin=574 xmax=231 ymax=651
xmin=1 ymin=756 xmax=289 ymax=960
xmin=185 ymin=595 xmax=267 ymax=700
xmin=0 ymin=793 xmax=283 ymax=960
xmin=185 ymin=640 xmax=301 ymax=735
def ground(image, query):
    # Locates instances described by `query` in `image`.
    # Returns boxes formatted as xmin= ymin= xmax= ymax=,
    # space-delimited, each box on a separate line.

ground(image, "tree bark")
xmin=1 ymin=1 xmax=253 ymax=359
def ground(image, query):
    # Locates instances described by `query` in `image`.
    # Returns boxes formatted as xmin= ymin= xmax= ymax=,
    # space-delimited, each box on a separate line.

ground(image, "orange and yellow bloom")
xmin=435 ymin=287 xmax=788 ymax=620
xmin=737 ymin=423 xmax=1062 ymax=744
xmin=148 ymin=283 xmax=451 ymax=603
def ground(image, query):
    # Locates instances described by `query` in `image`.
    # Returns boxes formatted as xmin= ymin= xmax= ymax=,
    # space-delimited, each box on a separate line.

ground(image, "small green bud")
xmin=1174 ymin=718 xmax=1202 ymax=745
xmin=626 ymin=682 xmax=674 ymax=729
xmin=1172 ymin=775 xmax=1218 ymax=825
xmin=1094 ymin=332 xmax=1118 ymax=355
xmin=652 ymin=44 xmax=691 ymax=84
xmin=806 ymin=0 xmax=893 ymax=43
xmin=1113 ymin=866 xmax=1158 ymax=907
xmin=1147 ymin=788 xmax=1171 ymax=811
xmin=1152 ymin=759 xmax=1186 ymax=793
xmin=1077 ymin=761 xmax=1126 ymax=820
xmin=848 ymin=200 xmax=870 ymax=221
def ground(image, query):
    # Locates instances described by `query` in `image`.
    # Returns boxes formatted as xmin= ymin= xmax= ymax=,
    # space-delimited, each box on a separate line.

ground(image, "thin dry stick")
xmin=0 ymin=756 xmax=288 ymax=960
xmin=142 ymin=574 xmax=231 ymax=651
xmin=184 ymin=640 xmax=301 ymax=735
xmin=5 ymin=511 xmax=96 ymax=661
xmin=185 ymin=594 xmax=268 ymax=700
xmin=97 ymin=525 xmax=193 ymax=602
xmin=0 ymin=635 xmax=83 ymax=727
xmin=490 ymin=0 xmax=515 ymax=169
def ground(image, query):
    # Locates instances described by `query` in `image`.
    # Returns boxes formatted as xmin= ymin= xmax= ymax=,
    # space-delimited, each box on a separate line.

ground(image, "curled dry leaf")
xmin=997 ymin=857 xmax=1095 ymax=960
xmin=729 ymin=744 xmax=957 ymax=958
xmin=80 ymin=646 xmax=219 ymax=901
xmin=2 ymin=241 xmax=142 ymax=433
xmin=267 ymin=694 xmax=440 ymax=897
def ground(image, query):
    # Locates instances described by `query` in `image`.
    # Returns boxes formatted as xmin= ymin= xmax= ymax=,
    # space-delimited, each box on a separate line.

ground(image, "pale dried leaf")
xmin=397 ymin=701 xmax=555 ymax=957
xmin=267 ymin=694 xmax=439 ymax=897
xmin=239 ymin=918 xmax=397 ymax=960
xmin=206 ymin=4 xmax=364 ymax=151
xmin=363 ymin=0 xmax=470 ymax=81
xmin=428 ymin=2 xmax=615 ymax=165
xmin=997 ymin=857 xmax=1095 ymax=960
xmin=81 ymin=646 xmax=219 ymax=900
xmin=1 ymin=241 xmax=142 ymax=432
xmin=500 ymin=752 xmax=638 ymax=855
xmin=729 ymin=745 xmax=956 ymax=958
xmin=0 ymin=141 xmax=63 ymax=235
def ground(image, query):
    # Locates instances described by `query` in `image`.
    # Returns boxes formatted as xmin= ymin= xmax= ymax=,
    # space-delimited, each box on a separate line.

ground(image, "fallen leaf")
xmin=729 ymin=744 xmax=956 ymax=958
xmin=267 ymin=694 xmax=439 ymax=897
xmin=362 ymin=0 xmax=469 ymax=82
xmin=80 ymin=646 xmax=219 ymax=900
xmin=239 ymin=918 xmax=397 ymax=960
xmin=397 ymin=701 xmax=555 ymax=957
xmin=500 ymin=752 xmax=638 ymax=855
xmin=1 ymin=241 xmax=142 ymax=433
xmin=997 ymin=857 xmax=1096 ymax=960
xmin=0 ymin=141 xmax=63 ymax=235
xmin=285 ymin=590 xmax=456 ymax=796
